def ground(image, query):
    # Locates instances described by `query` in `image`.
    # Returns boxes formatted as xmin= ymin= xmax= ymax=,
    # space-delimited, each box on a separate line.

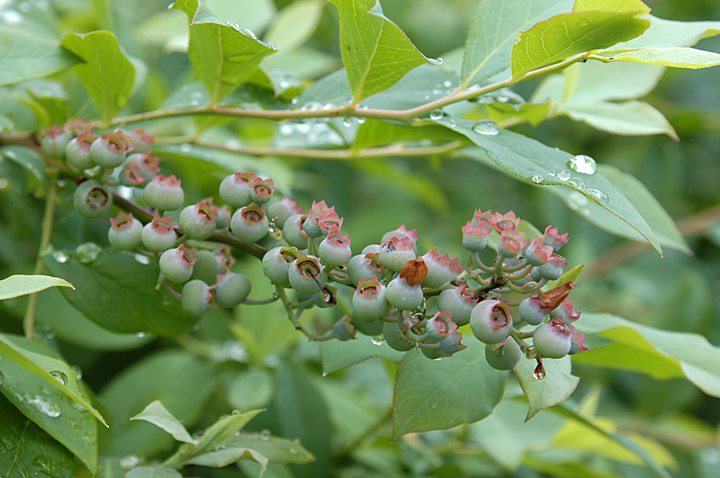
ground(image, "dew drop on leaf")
xmin=568 ymin=154 xmax=597 ymax=175
xmin=533 ymin=359 xmax=545 ymax=380
xmin=586 ymin=188 xmax=608 ymax=202
xmin=119 ymin=455 xmax=140 ymax=470
xmin=557 ymin=170 xmax=571 ymax=181
xmin=180 ymin=143 xmax=192 ymax=153
xmin=49 ymin=370 xmax=68 ymax=385
xmin=27 ymin=395 xmax=61 ymax=418
xmin=75 ymin=242 xmax=101 ymax=264
xmin=260 ymin=429 xmax=271 ymax=441
xmin=567 ymin=177 xmax=585 ymax=190
xmin=471 ymin=119 xmax=500 ymax=136
xmin=530 ymin=174 xmax=544 ymax=184
xmin=371 ymin=336 xmax=384 ymax=345
xmin=52 ymin=251 xmax=69 ymax=263
xmin=430 ymin=109 xmax=444 ymax=120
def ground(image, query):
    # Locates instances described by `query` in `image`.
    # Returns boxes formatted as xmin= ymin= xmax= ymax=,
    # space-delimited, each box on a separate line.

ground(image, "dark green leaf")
xmin=513 ymin=356 xmax=579 ymax=421
xmin=0 ymin=27 xmax=79 ymax=86
xmin=0 ymin=335 xmax=98 ymax=473
xmin=60 ymin=31 xmax=135 ymax=123
xmin=0 ymin=394 xmax=74 ymax=478
xmin=229 ymin=433 xmax=315 ymax=465
xmin=511 ymin=10 xmax=650 ymax=77
xmin=0 ymin=145 xmax=46 ymax=181
xmin=328 ymin=0 xmax=430 ymax=103
xmin=392 ymin=340 xmax=507 ymax=439
xmin=0 ymin=274 xmax=73 ymax=300
xmin=44 ymin=249 xmax=198 ymax=337
xmin=226 ymin=368 xmax=275 ymax=410
xmin=130 ymin=400 xmax=194 ymax=444
xmin=320 ymin=334 xmax=405 ymax=375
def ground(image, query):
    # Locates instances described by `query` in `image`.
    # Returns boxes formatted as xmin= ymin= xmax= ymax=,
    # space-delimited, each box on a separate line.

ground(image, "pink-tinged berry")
xmin=181 ymin=279 xmax=215 ymax=317
xmin=438 ymin=331 xmax=466 ymax=355
xmin=491 ymin=211 xmax=519 ymax=233
xmin=65 ymin=119 xmax=91 ymax=136
xmin=543 ymin=225 xmax=568 ymax=252
xmin=462 ymin=221 xmax=493 ymax=252
xmin=108 ymin=212 xmax=143 ymax=250
xmin=230 ymin=203 xmax=269 ymax=242
xmin=383 ymin=321 xmax=414 ymax=351
xmin=347 ymin=252 xmax=384 ymax=285
xmin=119 ymin=164 xmax=146 ymax=187
xmin=523 ymin=237 xmax=555 ymax=266
xmin=319 ymin=228 xmax=352 ymax=267
xmin=288 ymin=255 xmax=327 ymax=295
xmin=180 ymin=199 xmax=218 ymax=240
xmin=538 ymin=254 xmax=568 ymax=280
xmin=90 ymin=131 xmax=132 ymax=168
xmin=471 ymin=208 xmax=493 ymax=226
xmin=159 ymin=245 xmax=196 ymax=283
xmin=333 ymin=316 xmax=356 ymax=342
xmin=141 ymin=215 xmax=177 ymax=252
xmin=215 ymin=205 xmax=231 ymax=229
xmin=304 ymin=200 xmax=335 ymax=237
xmin=65 ymin=131 xmax=96 ymax=170
xmin=569 ymin=329 xmax=588 ymax=355
xmin=215 ymin=272 xmax=252 ymax=308
xmin=73 ymin=180 xmax=113 ymax=218
xmin=282 ymin=214 xmax=309 ymax=248
xmin=485 ymin=339 xmax=522 ymax=371
xmin=41 ymin=126 xmax=71 ymax=159
xmin=144 ymin=175 xmax=184 ymax=211
xmin=250 ymin=177 xmax=275 ymax=204
xmin=550 ymin=300 xmax=581 ymax=324
xmin=317 ymin=211 xmax=343 ymax=235
xmin=351 ymin=277 xmax=389 ymax=320
xmin=437 ymin=284 xmax=476 ymax=326
xmin=124 ymin=127 xmax=154 ymax=153
xmin=362 ymin=244 xmax=381 ymax=254
xmin=267 ymin=198 xmax=303 ymax=228
xmin=380 ymin=225 xmax=418 ymax=245
xmin=470 ymin=299 xmax=513 ymax=344
xmin=497 ymin=230 xmax=526 ymax=257
xmin=424 ymin=311 xmax=458 ymax=342
xmin=121 ymin=152 xmax=161 ymax=187
xmin=421 ymin=249 xmax=462 ymax=288
xmin=378 ymin=236 xmax=416 ymax=272
xmin=518 ymin=296 xmax=551 ymax=326
xmin=262 ymin=246 xmax=300 ymax=285
xmin=385 ymin=276 xmax=423 ymax=310
xmin=533 ymin=318 xmax=572 ymax=358
xmin=219 ymin=171 xmax=257 ymax=207
xmin=191 ymin=250 xmax=222 ymax=284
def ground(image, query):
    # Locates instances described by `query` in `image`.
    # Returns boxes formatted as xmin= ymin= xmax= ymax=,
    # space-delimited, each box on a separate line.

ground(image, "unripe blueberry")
xmin=216 ymin=272 xmax=252 ymax=308
xmin=181 ymin=279 xmax=215 ymax=317
xmin=421 ymin=249 xmax=462 ymax=288
xmin=378 ymin=236 xmax=416 ymax=272
xmin=267 ymin=198 xmax=303 ymax=229
xmin=65 ymin=118 xmax=91 ymax=136
xmin=144 ymin=175 xmax=184 ymax=211
xmin=319 ymin=228 xmax=352 ymax=267
xmin=362 ymin=244 xmax=381 ymax=254
xmin=90 ymin=131 xmax=132 ymax=168
xmin=347 ymin=253 xmax=383 ymax=285
xmin=350 ymin=313 xmax=384 ymax=336
xmin=533 ymin=319 xmax=572 ymax=358
xmin=421 ymin=346 xmax=447 ymax=360
xmin=462 ymin=221 xmax=492 ymax=252
xmin=470 ymin=299 xmax=513 ymax=344
xmin=523 ymin=237 xmax=555 ymax=266
xmin=380 ymin=225 xmax=418 ymax=246
xmin=497 ymin=230 xmax=526 ymax=257
xmin=159 ymin=245 xmax=196 ymax=283
xmin=262 ymin=246 xmax=299 ymax=285
xmin=530 ymin=267 xmax=543 ymax=282
xmin=485 ymin=339 xmax=522 ymax=371
xmin=41 ymin=126 xmax=70 ymax=159
xmin=304 ymin=200 xmax=332 ymax=238
xmin=65 ymin=131 xmax=96 ymax=170
xmin=288 ymin=255 xmax=327 ymax=295
xmin=438 ymin=331 xmax=466 ymax=355
xmin=569 ymin=330 xmax=588 ymax=355
xmin=124 ymin=127 xmax=154 ymax=153
xmin=543 ymin=225 xmax=568 ymax=252
xmin=180 ymin=199 xmax=218 ymax=240
xmin=382 ymin=321 xmax=414 ymax=351
xmin=385 ymin=276 xmax=423 ymax=310
xmin=437 ymin=284 xmax=476 ymax=326
xmin=215 ymin=205 xmax=231 ymax=229
xmin=120 ymin=152 xmax=160 ymax=187
xmin=191 ymin=250 xmax=222 ymax=285
xmin=230 ymin=203 xmax=269 ymax=242
xmin=518 ymin=296 xmax=551 ymax=326
xmin=537 ymin=254 xmax=568 ymax=280
xmin=73 ymin=180 xmax=113 ymax=218
xmin=108 ymin=212 xmax=143 ymax=250
xmin=351 ymin=277 xmax=390 ymax=320
xmin=333 ymin=316 xmax=356 ymax=341
xmin=219 ymin=171 xmax=256 ymax=207
xmin=490 ymin=211 xmax=520 ymax=233
xmin=141 ymin=215 xmax=177 ymax=252
xmin=550 ymin=300 xmax=581 ymax=325
xmin=282 ymin=214 xmax=309 ymax=248
xmin=250 ymin=177 xmax=275 ymax=204
xmin=424 ymin=311 xmax=458 ymax=342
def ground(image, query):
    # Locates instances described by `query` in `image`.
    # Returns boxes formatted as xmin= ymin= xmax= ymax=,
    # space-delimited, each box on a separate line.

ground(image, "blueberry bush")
xmin=2 ymin=0 xmax=720 ymax=477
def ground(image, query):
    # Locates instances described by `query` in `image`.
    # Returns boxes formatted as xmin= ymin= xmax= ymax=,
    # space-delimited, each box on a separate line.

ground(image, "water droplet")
xmin=240 ymin=28 xmax=257 ymax=40
xmin=167 ymin=2 xmax=175 ymax=9
xmin=568 ymin=154 xmax=597 ymax=175
xmin=299 ymin=101 xmax=322 ymax=111
xmin=472 ymin=119 xmax=500 ymax=136
xmin=72 ymin=366 xmax=83 ymax=380
xmin=51 ymin=251 xmax=69 ymax=263
xmin=586 ymin=188 xmax=608 ymax=202
xmin=289 ymin=447 xmax=298 ymax=455
xmin=49 ymin=371 xmax=68 ymax=385
xmin=27 ymin=396 xmax=61 ymax=417
xmin=432 ymin=88 xmax=442 ymax=95
xmin=259 ymin=429 xmax=271 ymax=441
xmin=278 ymin=123 xmax=294 ymax=136
xmin=442 ymin=80 xmax=453 ymax=88
xmin=371 ymin=336 xmax=384 ymax=346
xmin=267 ymin=41 xmax=277 ymax=50
xmin=430 ymin=109 xmax=444 ymax=120
xmin=179 ymin=143 xmax=192 ymax=153
xmin=567 ymin=177 xmax=585 ymax=189
xmin=357 ymin=117 xmax=366 ymax=124
xmin=5 ymin=150 xmax=17 ymax=160
xmin=495 ymin=95 xmax=509 ymax=103
xmin=530 ymin=174 xmax=544 ymax=184
xmin=33 ymin=455 xmax=52 ymax=473
xmin=134 ymin=253 xmax=150 ymax=265
xmin=295 ymin=122 xmax=311 ymax=134
xmin=225 ymin=21 xmax=240 ymax=31
xmin=567 ymin=191 xmax=589 ymax=210
xmin=436 ymin=57 xmax=443 ymax=65
xmin=291 ymin=98 xmax=298 ymax=105
xmin=446 ymin=118 xmax=456 ymax=128
xmin=136 ymin=332 xmax=146 ymax=338
xmin=342 ymin=117 xmax=352 ymax=128
xmin=423 ymin=95 xmax=430 ymax=101
xmin=533 ymin=360 xmax=545 ymax=380
xmin=75 ymin=242 xmax=101 ymax=264
xmin=557 ymin=170 xmax=571 ymax=181
xmin=120 ymin=455 xmax=140 ymax=470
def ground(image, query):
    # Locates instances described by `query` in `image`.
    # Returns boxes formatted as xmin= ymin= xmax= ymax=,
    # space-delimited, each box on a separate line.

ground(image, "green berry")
xmin=159 ymin=245 xmax=196 ymax=283
xmin=141 ymin=215 xmax=177 ymax=252
xmin=385 ymin=276 xmax=423 ymax=310
xmin=73 ymin=180 xmax=112 ymax=218
xmin=219 ymin=171 xmax=256 ymax=207
xmin=437 ymin=285 xmax=476 ymax=326
xmin=485 ymin=339 xmax=522 ymax=371
xmin=282 ymin=214 xmax=309 ymax=248
xmin=65 ymin=131 xmax=96 ymax=170
xmin=41 ymin=126 xmax=70 ymax=159
xmin=262 ymin=246 xmax=299 ymax=286
xmin=533 ymin=319 xmax=572 ymax=358
xmin=216 ymin=272 xmax=252 ymax=308
xmin=351 ymin=277 xmax=389 ymax=320
xmin=179 ymin=199 xmax=218 ymax=240
xmin=230 ymin=203 xmax=269 ymax=243
xmin=191 ymin=250 xmax=222 ymax=285
xmin=470 ymin=299 xmax=513 ymax=344
xmin=108 ymin=212 xmax=143 ymax=250
xmin=144 ymin=175 xmax=184 ymax=211
xmin=288 ymin=255 xmax=327 ymax=295
xmin=382 ymin=321 xmax=414 ymax=351
xmin=181 ymin=280 xmax=214 ymax=317
xmin=90 ymin=131 xmax=132 ymax=168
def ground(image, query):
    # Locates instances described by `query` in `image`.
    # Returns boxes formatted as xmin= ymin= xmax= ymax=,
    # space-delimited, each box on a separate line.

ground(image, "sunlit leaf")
xmin=0 ymin=274 xmax=73 ymax=300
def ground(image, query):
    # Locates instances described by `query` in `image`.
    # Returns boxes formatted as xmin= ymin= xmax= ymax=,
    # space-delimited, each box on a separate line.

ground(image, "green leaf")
xmin=0 ymin=332 xmax=107 ymax=427
xmin=460 ymin=0 xmax=574 ymax=88
xmin=513 ymin=356 xmax=579 ymax=421
xmin=226 ymin=369 xmax=275 ymax=411
xmin=439 ymin=118 xmax=663 ymax=254
xmin=186 ymin=448 xmax=268 ymax=470
xmin=0 ymin=335 xmax=99 ymax=473
xmin=573 ymin=0 xmax=650 ymax=13
xmin=130 ymin=400 xmax=195 ymax=444
xmin=562 ymin=100 xmax=678 ymax=139
xmin=511 ymin=10 xmax=650 ymax=78
xmin=264 ymin=0 xmax=325 ymax=53
xmin=604 ymin=15 xmax=720 ymax=51
xmin=172 ymin=1 xmax=276 ymax=105
xmin=99 ymin=350 xmax=217 ymax=456
xmin=124 ymin=468 xmax=183 ymax=478
xmin=485 ymin=101 xmax=552 ymax=127
xmin=44 ymin=249 xmax=198 ymax=337
xmin=0 ymin=27 xmax=79 ymax=86
xmin=328 ymin=0 xmax=430 ymax=103
xmin=392 ymin=340 xmax=507 ymax=439
xmin=59 ymin=31 xmax=135 ymax=123
xmin=0 ymin=145 xmax=46 ymax=182
xmin=573 ymin=313 xmax=720 ymax=397
xmin=320 ymin=334 xmax=405 ymax=375
xmin=229 ymin=433 xmax=315 ymax=465
xmin=353 ymin=119 xmax=458 ymax=150
xmin=0 ymin=394 xmax=74 ymax=478
xmin=0 ymin=274 xmax=73 ymax=300
xmin=600 ymin=47 xmax=720 ymax=69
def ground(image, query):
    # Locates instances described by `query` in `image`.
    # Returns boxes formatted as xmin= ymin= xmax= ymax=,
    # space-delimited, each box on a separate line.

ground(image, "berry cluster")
xmin=43 ymin=121 xmax=588 ymax=376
